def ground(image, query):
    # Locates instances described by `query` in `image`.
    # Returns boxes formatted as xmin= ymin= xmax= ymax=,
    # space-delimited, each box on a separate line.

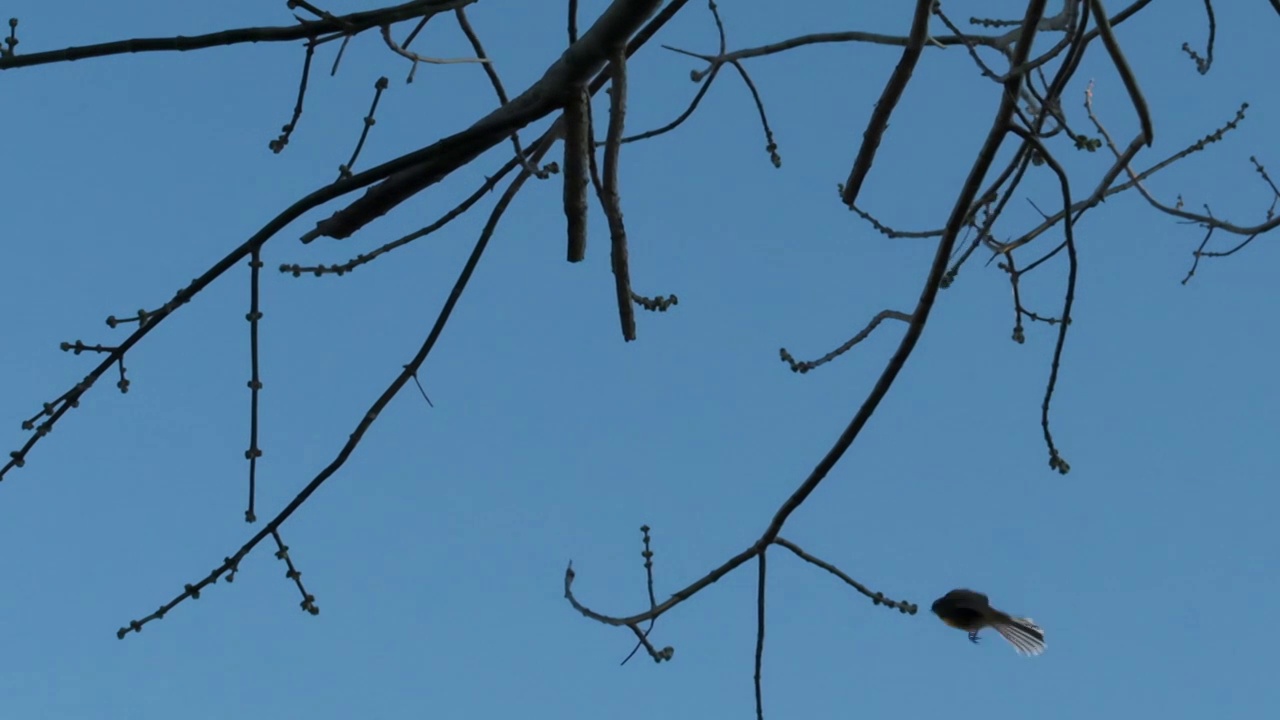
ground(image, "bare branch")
xmin=562 ymin=0 xmax=1052 ymax=635
xmin=269 ymin=40 xmax=317 ymax=154
xmin=779 ymin=310 xmax=913 ymax=374
xmin=304 ymin=0 xmax=664 ymax=243
xmin=754 ymin=552 xmax=767 ymax=720
xmin=620 ymin=525 xmax=660 ymax=666
xmin=336 ymin=77 xmax=391 ymax=181
xmin=0 ymin=0 xmax=475 ymax=70
xmin=840 ymin=0 xmax=935 ymax=206
xmin=1180 ymin=0 xmax=1216 ymax=74
xmin=378 ymin=21 xmax=490 ymax=70
xmin=117 ymin=135 xmax=559 ymax=636
xmin=245 ymin=250 xmax=264 ymax=523
xmin=564 ymin=86 xmax=591 ymax=262
xmin=771 ymin=538 xmax=915 ymax=612
xmin=601 ymin=44 xmax=637 ymax=341
xmin=1009 ymin=126 xmax=1078 ymax=474
xmin=1086 ymin=0 xmax=1153 ymax=146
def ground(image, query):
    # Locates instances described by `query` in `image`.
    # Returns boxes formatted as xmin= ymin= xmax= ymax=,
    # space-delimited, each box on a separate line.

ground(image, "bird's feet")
xmin=968 ymin=630 xmax=981 ymax=645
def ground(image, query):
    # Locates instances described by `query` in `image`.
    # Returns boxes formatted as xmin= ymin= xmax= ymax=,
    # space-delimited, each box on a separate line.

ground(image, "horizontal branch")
xmin=0 ymin=0 xmax=474 ymax=70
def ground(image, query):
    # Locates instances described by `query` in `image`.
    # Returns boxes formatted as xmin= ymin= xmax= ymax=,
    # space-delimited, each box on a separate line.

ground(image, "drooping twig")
xmin=618 ymin=1 xmax=726 ymax=145
xmin=1009 ymin=126 xmax=1076 ymax=474
xmin=779 ymin=310 xmax=913 ymax=374
xmin=269 ymin=39 xmax=316 ymax=154
xmin=272 ymin=530 xmax=319 ymax=615
xmin=1180 ymin=0 xmax=1216 ymax=74
xmin=600 ymin=43 xmax=636 ymax=341
xmin=771 ymin=538 xmax=915 ymax=612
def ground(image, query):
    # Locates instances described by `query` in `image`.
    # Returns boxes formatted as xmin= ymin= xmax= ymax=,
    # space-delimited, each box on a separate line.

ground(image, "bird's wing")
xmin=950 ymin=588 xmax=989 ymax=605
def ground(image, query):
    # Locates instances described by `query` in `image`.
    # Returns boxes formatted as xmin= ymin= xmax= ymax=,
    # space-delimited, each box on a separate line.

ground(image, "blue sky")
xmin=2 ymin=1 xmax=1278 ymax=718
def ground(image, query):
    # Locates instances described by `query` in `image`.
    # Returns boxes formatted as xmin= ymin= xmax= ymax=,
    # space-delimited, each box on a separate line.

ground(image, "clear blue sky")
xmin=2 ymin=1 xmax=1278 ymax=718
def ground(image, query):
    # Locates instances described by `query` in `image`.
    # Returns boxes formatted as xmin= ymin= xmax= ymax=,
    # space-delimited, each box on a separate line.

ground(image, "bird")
xmin=931 ymin=588 xmax=1045 ymax=656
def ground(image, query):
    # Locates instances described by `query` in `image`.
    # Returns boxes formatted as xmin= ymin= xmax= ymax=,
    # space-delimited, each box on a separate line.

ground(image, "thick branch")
xmin=303 ymin=0 xmax=663 ymax=243
xmin=840 ymin=0 xmax=934 ymax=206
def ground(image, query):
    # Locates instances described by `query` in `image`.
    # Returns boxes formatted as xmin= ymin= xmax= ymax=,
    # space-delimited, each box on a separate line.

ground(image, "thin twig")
xmin=1009 ymin=126 xmax=1076 ymax=474
xmin=245 ymin=250 xmax=264 ymax=522
xmin=269 ymin=40 xmax=316 ymax=154
xmin=779 ymin=310 xmax=912 ymax=374
xmin=754 ymin=552 xmax=767 ymax=720
xmin=1180 ymin=0 xmax=1216 ymax=74
xmin=380 ymin=21 xmax=491 ymax=69
xmin=620 ymin=525 xmax=660 ymax=666
xmin=771 ymin=538 xmax=915 ymax=611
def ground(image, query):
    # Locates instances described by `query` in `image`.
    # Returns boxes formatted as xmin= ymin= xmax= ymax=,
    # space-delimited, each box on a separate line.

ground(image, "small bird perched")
xmin=931 ymin=589 xmax=1045 ymax=656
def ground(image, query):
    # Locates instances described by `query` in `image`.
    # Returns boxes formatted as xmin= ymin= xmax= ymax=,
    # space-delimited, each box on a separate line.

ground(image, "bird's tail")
xmin=992 ymin=616 xmax=1046 ymax=656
